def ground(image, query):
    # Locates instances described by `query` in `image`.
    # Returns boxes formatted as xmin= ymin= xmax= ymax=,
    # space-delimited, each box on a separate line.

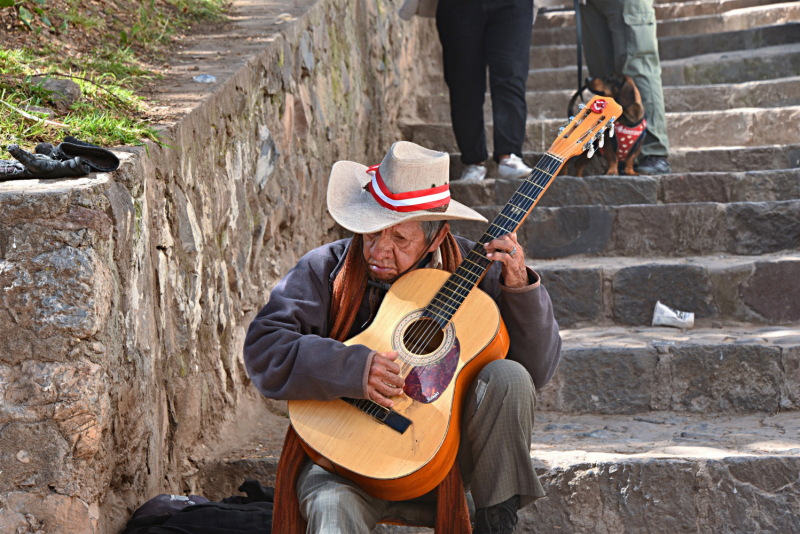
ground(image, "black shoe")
xmin=50 ymin=136 xmax=120 ymax=172
xmin=634 ymin=155 xmax=671 ymax=175
xmin=474 ymin=495 xmax=520 ymax=534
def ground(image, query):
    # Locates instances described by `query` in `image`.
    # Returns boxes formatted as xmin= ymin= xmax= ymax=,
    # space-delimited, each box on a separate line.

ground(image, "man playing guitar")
xmin=244 ymin=141 xmax=562 ymax=534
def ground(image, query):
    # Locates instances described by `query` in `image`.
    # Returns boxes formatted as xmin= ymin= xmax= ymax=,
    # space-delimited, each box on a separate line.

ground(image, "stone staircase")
xmin=401 ymin=0 xmax=800 ymax=531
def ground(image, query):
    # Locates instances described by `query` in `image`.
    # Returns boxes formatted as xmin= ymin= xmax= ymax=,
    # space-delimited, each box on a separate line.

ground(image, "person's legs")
xmin=457 ymin=359 xmax=543 ymax=510
xmin=436 ymin=0 xmax=489 ymax=166
xmin=297 ymin=460 xmax=389 ymax=534
xmin=579 ymin=0 xmax=616 ymax=80
xmin=592 ymin=0 xmax=668 ymax=159
xmin=484 ymin=0 xmax=533 ymax=164
xmin=620 ymin=0 xmax=669 ymax=159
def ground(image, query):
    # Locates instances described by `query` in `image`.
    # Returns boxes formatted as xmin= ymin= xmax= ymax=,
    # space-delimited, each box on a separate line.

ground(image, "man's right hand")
xmin=367 ymin=351 xmax=405 ymax=408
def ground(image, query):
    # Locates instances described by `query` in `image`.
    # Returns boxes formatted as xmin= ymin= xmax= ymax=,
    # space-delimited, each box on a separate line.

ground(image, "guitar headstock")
xmin=548 ymin=96 xmax=623 ymax=161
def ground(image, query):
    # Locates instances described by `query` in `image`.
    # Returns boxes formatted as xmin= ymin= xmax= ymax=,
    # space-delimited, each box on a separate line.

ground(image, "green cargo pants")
xmin=579 ymin=0 xmax=669 ymax=157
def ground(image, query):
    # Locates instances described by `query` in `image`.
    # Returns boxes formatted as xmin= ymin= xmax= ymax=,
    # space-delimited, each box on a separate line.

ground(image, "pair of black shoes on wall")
xmin=0 ymin=136 xmax=120 ymax=180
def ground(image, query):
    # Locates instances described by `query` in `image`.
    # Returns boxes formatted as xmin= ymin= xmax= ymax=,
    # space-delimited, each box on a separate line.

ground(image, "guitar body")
xmin=288 ymin=268 xmax=510 ymax=501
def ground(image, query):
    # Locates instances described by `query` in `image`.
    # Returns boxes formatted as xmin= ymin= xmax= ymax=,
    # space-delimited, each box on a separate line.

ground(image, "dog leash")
xmin=568 ymin=0 xmax=587 ymax=117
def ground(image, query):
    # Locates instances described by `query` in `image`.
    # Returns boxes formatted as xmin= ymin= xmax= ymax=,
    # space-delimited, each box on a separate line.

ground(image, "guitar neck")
xmin=422 ymin=153 xmax=565 ymax=327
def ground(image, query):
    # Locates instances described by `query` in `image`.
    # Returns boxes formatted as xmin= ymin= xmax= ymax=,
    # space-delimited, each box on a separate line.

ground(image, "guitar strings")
xmin=399 ymin=152 xmax=565 ymax=369
xmin=400 ymin=144 xmax=577 ymax=368
xmin=400 ymin=148 xmax=573 ymax=361
xmin=391 ymin=116 xmax=606 ymax=388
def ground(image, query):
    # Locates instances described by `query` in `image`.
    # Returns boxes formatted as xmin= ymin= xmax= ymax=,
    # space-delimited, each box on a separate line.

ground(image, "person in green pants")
xmin=579 ymin=0 xmax=671 ymax=175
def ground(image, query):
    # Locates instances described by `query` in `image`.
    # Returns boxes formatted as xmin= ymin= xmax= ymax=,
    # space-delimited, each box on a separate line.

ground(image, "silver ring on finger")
xmin=509 ymin=245 xmax=517 ymax=256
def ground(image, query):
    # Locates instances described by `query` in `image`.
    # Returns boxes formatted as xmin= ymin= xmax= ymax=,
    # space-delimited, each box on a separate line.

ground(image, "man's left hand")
xmin=484 ymin=232 xmax=528 ymax=288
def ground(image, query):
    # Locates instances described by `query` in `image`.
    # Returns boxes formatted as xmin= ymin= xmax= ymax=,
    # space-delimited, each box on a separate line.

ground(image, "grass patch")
xmin=0 ymin=0 xmax=230 ymax=150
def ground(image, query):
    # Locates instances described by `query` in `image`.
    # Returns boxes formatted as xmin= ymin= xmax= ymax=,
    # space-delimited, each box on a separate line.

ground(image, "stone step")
xmin=530 ymin=1 xmax=800 ymax=45
xmin=419 ymin=42 xmax=800 ymax=93
xmin=451 ymin=199 xmax=800 ymax=259
xmin=528 ymin=21 xmax=800 ymax=68
xmin=417 ymin=76 xmax=800 ymax=122
xmin=533 ymin=0 xmax=791 ymax=29
xmin=194 ymin=407 xmax=800 ymax=534
xmin=527 ymin=412 xmax=800 ymax=533
xmin=523 ymin=253 xmax=800 ymax=327
xmin=540 ymin=327 xmax=800 ymax=413
xmin=527 ymin=42 xmax=800 ymax=91
xmin=445 ymin=144 xmax=800 ymax=179
xmin=402 ymin=106 xmax=800 ymax=154
xmin=197 ymin=410 xmax=800 ymax=533
xmin=659 ymin=19 xmax=800 ymax=61
xmin=449 ymin=168 xmax=800 ymax=209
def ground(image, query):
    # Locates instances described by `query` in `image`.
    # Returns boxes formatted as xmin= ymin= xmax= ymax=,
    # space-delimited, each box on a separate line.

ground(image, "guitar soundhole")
xmin=402 ymin=318 xmax=444 ymax=356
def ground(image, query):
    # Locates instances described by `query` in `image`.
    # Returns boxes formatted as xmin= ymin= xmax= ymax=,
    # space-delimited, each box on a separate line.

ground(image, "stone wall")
xmin=0 ymin=2 xmax=439 ymax=532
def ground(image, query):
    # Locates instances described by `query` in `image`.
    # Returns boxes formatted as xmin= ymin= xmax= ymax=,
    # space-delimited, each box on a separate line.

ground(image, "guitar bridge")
xmin=341 ymin=398 xmax=412 ymax=434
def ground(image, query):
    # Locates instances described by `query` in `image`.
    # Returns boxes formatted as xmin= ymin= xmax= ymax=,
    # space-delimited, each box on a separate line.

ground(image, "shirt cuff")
xmin=362 ymin=350 xmax=377 ymax=399
xmin=499 ymin=267 xmax=541 ymax=293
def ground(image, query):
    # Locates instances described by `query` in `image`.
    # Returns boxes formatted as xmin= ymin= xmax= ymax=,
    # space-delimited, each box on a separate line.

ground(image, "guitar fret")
xmin=418 ymin=153 xmax=563 ymax=329
xmin=441 ymin=284 xmax=467 ymax=299
xmin=515 ymin=191 xmax=536 ymax=202
xmin=452 ymin=273 xmax=475 ymax=286
xmin=433 ymin=296 xmax=459 ymax=312
xmin=468 ymin=255 xmax=490 ymax=267
xmin=426 ymin=308 xmax=449 ymax=322
xmin=526 ymin=180 xmax=544 ymax=190
xmin=497 ymin=212 xmax=518 ymax=224
xmin=427 ymin=301 xmax=450 ymax=315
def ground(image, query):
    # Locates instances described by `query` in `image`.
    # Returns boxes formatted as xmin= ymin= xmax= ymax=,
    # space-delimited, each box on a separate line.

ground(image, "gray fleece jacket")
xmin=243 ymin=236 xmax=561 ymax=401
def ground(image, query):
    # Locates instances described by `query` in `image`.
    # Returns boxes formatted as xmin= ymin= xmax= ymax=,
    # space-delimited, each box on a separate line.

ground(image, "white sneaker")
xmin=459 ymin=164 xmax=487 ymax=181
xmin=497 ymin=154 xmax=532 ymax=180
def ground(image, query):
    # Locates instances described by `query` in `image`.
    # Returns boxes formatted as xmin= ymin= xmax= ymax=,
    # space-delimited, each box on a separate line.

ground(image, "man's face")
xmin=362 ymin=221 xmax=444 ymax=281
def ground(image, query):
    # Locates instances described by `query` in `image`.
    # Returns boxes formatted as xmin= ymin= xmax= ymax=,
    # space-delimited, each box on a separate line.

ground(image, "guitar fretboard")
xmin=421 ymin=154 xmax=563 ymax=328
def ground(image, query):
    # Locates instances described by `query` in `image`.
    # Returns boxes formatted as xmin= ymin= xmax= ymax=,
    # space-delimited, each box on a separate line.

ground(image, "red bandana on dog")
xmin=612 ymin=118 xmax=647 ymax=161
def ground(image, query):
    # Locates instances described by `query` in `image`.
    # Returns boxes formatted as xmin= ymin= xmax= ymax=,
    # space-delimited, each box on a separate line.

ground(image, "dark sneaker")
xmin=635 ymin=155 xmax=671 ymax=175
xmin=474 ymin=495 xmax=520 ymax=534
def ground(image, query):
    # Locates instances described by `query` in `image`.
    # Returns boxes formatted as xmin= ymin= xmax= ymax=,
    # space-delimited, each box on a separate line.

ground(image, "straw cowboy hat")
xmin=327 ymin=141 xmax=488 ymax=234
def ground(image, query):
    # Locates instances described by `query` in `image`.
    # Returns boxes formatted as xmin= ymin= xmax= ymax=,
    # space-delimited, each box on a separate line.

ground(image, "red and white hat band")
xmin=367 ymin=165 xmax=450 ymax=213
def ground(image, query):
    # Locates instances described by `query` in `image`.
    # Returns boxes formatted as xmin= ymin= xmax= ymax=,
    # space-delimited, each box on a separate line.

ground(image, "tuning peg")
xmin=598 ymin=133 xmax=605 ymax=148
xmin=587 ymin=144 xmax=596 ymax=159
xmin=608 ymin=118 xmax=615 ymax=138
xmin=558 ymin=127 xmax=566 ymax=134
xmin=578 ymin=104 xmax=586 ymax=110
xmin=569 ymin=116 xmax=575 ymax=122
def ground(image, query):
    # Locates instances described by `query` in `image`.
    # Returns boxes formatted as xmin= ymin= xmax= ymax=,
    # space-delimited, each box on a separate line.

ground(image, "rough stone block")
xmin=612 ymin=264 xmax=718 ymax=325
xmin=554 ymin=348 xmax=658 ymax=414
xmin=0 ymin=492 xmax=98 ymax=534
xmin=537 ymin=268 xmax=603 ymax=327
xmin=525 ymin=457 xmax=800 ymax=533
xmin=739 ymin=260 xmax=800 ymax=323
xmin=523 ymin=206 xmax=615 ymax=259
xmin=668 ymin=345 xmax=783 ymax=413
xmin=0 ymin=422 xmax=70 ymax=495
xmin=782 ymin=346 xmax=800 ymax=410
xmin=725 ymin=200 xmax=800 ymax=255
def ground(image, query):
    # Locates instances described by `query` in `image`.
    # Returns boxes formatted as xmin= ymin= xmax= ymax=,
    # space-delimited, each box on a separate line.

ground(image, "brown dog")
xmin=573 ymin=73 xmax=646 ymax=177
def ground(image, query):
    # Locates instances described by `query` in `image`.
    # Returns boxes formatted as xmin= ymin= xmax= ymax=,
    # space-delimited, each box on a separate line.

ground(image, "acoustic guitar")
xmin=288 ymin=95 xmax=622 ymax=501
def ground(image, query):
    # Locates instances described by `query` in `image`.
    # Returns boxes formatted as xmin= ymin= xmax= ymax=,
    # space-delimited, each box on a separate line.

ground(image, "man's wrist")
xmin=500 ymin=268 xmax=541 ymax=292
xmin=362 ymin=350 xmax=377 ymax=399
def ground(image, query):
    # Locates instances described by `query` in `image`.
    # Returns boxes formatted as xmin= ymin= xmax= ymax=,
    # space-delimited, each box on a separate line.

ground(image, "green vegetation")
xmin=0 ymin=0 xmax=229 ymax=150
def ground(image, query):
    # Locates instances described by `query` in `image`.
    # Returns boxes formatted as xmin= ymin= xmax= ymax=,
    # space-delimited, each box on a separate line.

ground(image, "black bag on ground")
xmin=122 ymin=480 xmax=273 ymax=534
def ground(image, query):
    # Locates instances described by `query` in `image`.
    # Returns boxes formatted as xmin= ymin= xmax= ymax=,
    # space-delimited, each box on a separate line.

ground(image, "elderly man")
xmin=244 ymin=141 xmax=561 ymax=534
